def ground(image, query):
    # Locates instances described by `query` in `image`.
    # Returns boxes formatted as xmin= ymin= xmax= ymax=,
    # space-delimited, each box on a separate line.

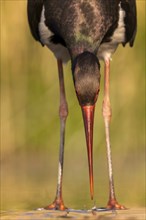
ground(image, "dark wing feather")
xmin=121 ymin=0 xmax=137 ymax=47
xmin=27 ymin=0 xmax=44 ymax=43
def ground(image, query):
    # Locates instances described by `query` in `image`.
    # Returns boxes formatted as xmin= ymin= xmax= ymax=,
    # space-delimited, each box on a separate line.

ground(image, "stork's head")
xmin=72 ymin=51 xmax=100 ymax=199
xmin=72 ymin=51 xmax=100 ymax=106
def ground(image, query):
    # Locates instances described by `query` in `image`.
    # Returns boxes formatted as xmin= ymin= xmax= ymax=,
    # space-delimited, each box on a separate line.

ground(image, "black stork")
xmin=27 ymin=0 xmax=137 ymax=211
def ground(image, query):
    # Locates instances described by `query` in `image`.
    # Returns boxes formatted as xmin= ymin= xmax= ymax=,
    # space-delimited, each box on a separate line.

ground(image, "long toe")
xmin=107 ymin=199 xmax=126 ymax=210
xmin=44 ymin=199 xmax=68 ymax=211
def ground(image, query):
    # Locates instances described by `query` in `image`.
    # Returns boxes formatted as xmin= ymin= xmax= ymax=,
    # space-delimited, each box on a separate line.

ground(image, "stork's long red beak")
xmin=81 ymin=105 xmax=95 ymax=200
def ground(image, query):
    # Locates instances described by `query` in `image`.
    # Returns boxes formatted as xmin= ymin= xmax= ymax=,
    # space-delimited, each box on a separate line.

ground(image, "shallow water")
xmin=1 ymin=208 xmax=145 ymax=220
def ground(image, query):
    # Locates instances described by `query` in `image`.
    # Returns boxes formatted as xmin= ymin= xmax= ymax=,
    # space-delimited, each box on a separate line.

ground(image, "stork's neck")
xmin=69 ymin=42 xmax=99 ymax=60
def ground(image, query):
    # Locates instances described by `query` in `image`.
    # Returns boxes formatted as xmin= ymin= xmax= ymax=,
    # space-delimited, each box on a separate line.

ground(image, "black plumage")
xmin=121 ymin=0 xmax=137 ymax=46
xmin=27 ymin=0 xmax=137 ymax=50
xmin=27 ymin=0 xmax=44 ymax=42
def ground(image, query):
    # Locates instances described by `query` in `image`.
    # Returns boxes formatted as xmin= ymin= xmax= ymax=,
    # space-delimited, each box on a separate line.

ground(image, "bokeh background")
xmin=1 ymin=0 xmax=145 ymax=211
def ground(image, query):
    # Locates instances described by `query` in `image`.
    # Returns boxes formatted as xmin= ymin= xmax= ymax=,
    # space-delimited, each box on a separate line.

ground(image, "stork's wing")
xmin=121 ymin=0 xmax=137 ymax=47
xmin=27 ymin=0 xmax=44 ymax=43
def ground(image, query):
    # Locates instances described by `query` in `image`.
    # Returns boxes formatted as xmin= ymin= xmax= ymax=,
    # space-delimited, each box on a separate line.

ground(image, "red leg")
xmin=102 ymin=59 xmax=126 ymax=210
xmin=45 ymin=59 xmax=68 ymax=211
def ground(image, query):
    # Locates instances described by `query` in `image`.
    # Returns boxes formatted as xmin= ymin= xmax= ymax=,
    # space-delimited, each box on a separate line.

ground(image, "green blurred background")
xmin=1 ymin=0 xmax=145 ymax=211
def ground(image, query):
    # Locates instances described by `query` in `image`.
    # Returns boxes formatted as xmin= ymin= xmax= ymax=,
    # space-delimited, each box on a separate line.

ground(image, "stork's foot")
xmin=107 ymin=199 xmax=126 ymax=210
xmin=44 ymin=198 xmax=68 ymax=211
